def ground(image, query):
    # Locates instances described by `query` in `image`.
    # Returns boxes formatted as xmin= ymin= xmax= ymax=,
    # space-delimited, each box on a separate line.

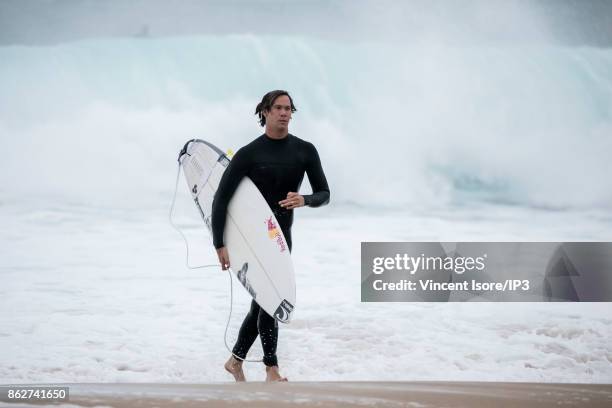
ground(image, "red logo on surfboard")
xmin=266 ymin=217 xmax=287 ymax=252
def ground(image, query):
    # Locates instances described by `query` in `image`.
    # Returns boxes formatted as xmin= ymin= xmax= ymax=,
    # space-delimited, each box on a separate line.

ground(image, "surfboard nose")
xmin=177 ymin=139 xmax=196 ymax=162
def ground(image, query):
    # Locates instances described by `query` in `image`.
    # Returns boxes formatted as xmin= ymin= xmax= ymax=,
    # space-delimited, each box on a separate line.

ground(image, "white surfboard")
xmin=178 ymin=139 xmax=296 ymax=323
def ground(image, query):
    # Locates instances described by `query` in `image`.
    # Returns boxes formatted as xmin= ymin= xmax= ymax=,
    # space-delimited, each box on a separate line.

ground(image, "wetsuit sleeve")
xmin=211 ymin=149 xmax=250 ymax=249
xmin=303 ymin=143 xmax=330 ymax=207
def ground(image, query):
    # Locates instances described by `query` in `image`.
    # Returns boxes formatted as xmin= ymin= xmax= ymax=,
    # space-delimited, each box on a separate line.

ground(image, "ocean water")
xmin=1 ymin=35 xmax=612 ymax=209
xmin=0 ymin=35 xmax=611 ymax=383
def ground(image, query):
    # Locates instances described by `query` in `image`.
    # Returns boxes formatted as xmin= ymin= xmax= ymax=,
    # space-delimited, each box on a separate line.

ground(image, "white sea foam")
xmin=0 ymin=203 xmax=611 ymax=383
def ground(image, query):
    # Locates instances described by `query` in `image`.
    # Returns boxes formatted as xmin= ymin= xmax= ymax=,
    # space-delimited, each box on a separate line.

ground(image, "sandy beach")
xmin=4 ymin=381 xmax=608 ymax=407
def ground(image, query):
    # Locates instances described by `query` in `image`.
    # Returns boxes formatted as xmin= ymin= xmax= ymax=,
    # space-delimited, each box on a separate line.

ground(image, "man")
xmin=211 ymin=90 xmax=330 ymax=382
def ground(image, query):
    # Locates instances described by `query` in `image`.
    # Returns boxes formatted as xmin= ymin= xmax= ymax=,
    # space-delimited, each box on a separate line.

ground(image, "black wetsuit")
xmin=211 ymin=133 xmax=330 ymax=366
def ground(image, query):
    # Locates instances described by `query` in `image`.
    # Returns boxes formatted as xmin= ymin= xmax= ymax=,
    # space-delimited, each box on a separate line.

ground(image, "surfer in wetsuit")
xmin=211 ymin=90 xmax=330 ymax=382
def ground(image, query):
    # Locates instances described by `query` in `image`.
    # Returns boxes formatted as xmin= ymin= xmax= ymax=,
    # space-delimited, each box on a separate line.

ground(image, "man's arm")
xmin=302 ymin=142 xmax=330 ymax=207
xmin=211 ymin=149 xmax=249 ymax=250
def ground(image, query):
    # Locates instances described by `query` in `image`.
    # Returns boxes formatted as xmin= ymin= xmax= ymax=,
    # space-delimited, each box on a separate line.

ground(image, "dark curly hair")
xmin=255 ymin=90 xmax=297 ymax=127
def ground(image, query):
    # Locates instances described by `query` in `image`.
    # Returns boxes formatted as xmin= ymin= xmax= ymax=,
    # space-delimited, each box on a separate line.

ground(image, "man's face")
xmin=264 ymin=95 xmax=292 ymax=131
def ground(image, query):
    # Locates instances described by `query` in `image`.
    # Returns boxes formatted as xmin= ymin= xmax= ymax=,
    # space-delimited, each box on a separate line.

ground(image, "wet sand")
xmin=24 ymin=381 xmax=612 ymax=407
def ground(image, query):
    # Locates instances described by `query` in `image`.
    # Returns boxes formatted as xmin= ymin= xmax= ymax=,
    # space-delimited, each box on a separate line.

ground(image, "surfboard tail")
xmin=273 ymin=299 xmax=294 ymax=323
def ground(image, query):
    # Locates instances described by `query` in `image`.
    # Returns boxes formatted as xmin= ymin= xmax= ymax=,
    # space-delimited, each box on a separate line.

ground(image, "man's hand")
xmin=279 ymin=192 xmax=305 ymax=209
xmin=216 ymin=247 xmax=230 ymax=270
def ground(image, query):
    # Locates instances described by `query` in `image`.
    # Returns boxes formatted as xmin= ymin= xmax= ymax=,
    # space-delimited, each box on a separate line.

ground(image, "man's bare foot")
xmin=224 ymin=356 xmax=246 ymax=382
xmin=265 ymin=365 xmax=288 ymax=382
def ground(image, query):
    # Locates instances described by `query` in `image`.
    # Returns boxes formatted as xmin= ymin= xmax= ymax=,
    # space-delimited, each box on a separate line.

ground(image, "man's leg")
xmin=257 ymin=221 xmax=291 ymax=381
xmin=225 ymin=299 xmax=260 ymax=382
xmin=258 ymin=306 xmax=287 ymax=381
